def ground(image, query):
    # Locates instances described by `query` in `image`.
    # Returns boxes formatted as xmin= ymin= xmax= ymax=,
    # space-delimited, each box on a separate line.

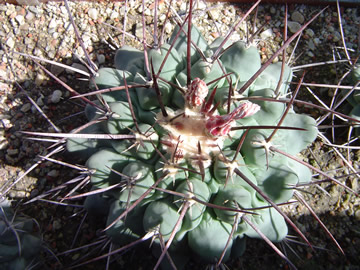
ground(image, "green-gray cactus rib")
xmin=66 ymin=22 xmax=318 ymax=268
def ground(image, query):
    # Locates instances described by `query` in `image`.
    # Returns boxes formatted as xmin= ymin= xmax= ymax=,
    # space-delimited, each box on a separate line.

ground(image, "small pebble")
xmin=305 ymin=28 xmax=315 ymax=37
xmin=307 ymin=51 xmax=314 ymax=58
xmin=20 ymin=103 xmax=31 ymax=113
xmin=9 ymin=191 xmax=16 ymax=198
xmin=97 ymin=54 xmax=105 ymax=65
xmin=134 ymin=23 xmax=143 ymax=38
xmin=164 ymin=21 xmax=172 ymax=34
xmin=51 ymin=90 xmax=62 ymax=103
xmin=60 ymin=6 xmax=67 ymax=15
xmin=28 ymin=6 xmax=39 ymax=14
xmin=291 ymin=11 xmax=305 ymax=24
xmin=307 ymin=39 xmax=316 ymax=50
xmin=15 ymin=15 xmax=25 ymax=25
xmin=88 ymin=8 xmax=98 ymax=20
xmin=35 ymin=73 xmax=47 ymax=86
xmin=0 ymin=140 xmax=8 ymax=151
xmin=6 ymin=37 xmax=15 ymax=48
xmin=110 ymin=11 xmax=119 ymax=20
xmin=355 ymin=209 xmax=360 ymax=220
xmin=313 ymin=37 xmax=321 ymax=46
xmin=287 ymin=21 xmax=301 ymax=34
xmin=333 ymin=31 xmax=341 ymax=42
xmin=208 ymin=9 xmax=220 ymax=20
xmin=48 ymin=18 xmax=57 ymax=29
xmin=47 ymin=169 xmax=59 ymax=178
xmin=260 ymin=28 xmax=273 ymax=39
xmin=53 ymin=220 xmax=62 ymax=230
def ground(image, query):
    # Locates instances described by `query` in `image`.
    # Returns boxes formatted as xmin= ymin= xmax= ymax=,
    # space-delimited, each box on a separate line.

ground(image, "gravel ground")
xmin=1 ymin=1 xmax=360 ymax=269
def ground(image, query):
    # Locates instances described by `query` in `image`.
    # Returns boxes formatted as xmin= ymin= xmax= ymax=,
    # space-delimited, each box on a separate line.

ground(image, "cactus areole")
xmin=67 ymin=20 xmax=318 ymax=268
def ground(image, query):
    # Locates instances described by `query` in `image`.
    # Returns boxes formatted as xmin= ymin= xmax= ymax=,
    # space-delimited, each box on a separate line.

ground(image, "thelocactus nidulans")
xmin=66 ymin=15 xmax=318 ymax=268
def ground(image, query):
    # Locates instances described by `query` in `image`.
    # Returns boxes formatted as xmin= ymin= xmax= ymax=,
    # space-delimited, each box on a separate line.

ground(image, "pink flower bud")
xmin=206 ymin=102 xmax=260 ymax=137
xmin=186 ymin=78 xmax=209 ymax=108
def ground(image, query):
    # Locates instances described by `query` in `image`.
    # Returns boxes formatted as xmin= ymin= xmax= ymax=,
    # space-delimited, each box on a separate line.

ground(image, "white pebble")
xmin=208 ymin=9 xmax=220 ymax=20
xmin=0 ymin=140 xmax=9 ymax=151
xmin=6 ymin=37 xmax=15 ymax=48
xmin=51 ymin=90 xmax=62 ymax=103
xmin=15 ymin=15 xmax=25 ymax=25
xmin=196 ymin=1 xmax=206 ymax=10
xmin=97 ymin=54 xmax=105 ymax=65
xmin=260 ymin=28 xmax=273 ymax=40
xmin=164 ymin=21 xmax=172 ymax=34
xmin=88 ymin=8 xmax=98 ymax=20
xmin=144 ymin=8 xmax=151 ymax=16
xmin=60 ymin=6 xmax=67 ymax=15
xmin=48 ymin=18 xmax=58 ymax=29
xmin=25 ymin=12 xmax=35 ymax=21
xmin=110 ymin=11 xmax=119 ymax=20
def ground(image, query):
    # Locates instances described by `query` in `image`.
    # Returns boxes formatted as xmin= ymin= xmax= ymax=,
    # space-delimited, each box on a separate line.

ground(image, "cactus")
xmin=65 ymin=3 xmax=319 ymax=268
xmin=0 ymin=200 xmax=42 ymax=270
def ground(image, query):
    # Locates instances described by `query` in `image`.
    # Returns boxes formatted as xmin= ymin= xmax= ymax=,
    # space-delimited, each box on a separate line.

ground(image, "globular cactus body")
xmin=67 ymin=13 xmax=318 ymax=268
